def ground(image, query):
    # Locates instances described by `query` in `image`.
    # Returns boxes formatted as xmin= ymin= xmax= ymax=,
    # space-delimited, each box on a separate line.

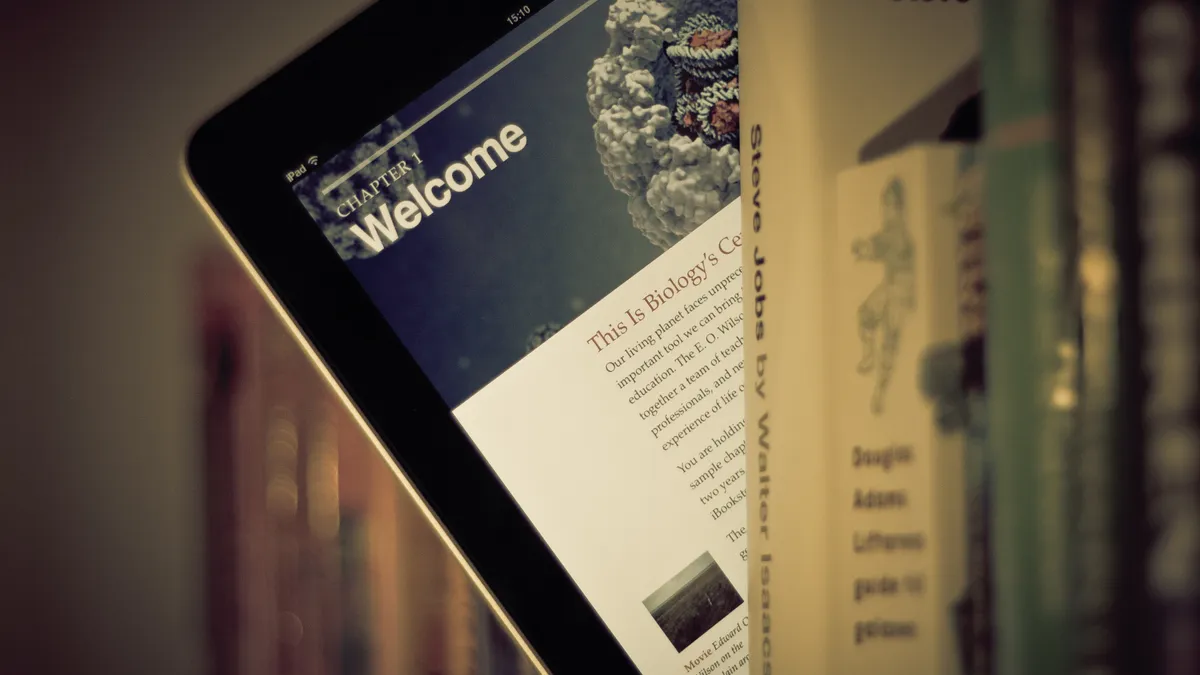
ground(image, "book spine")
xmin=952 ymin=147 xmax=994 ymax=675
xmin=1056 ymin=0 xmax=1122 ymax=673
xmin=982 ymin=1 xmax=1076 ymax=675
xmin=739 ymin=0 xmax=826 ymax=673
xmin=1116 ymin=0 xmax=1200 ymax=673
xmin=831 ymin=146 xmax=968 ymax=675
xmin=197 ymin=252 xmax=266 ymax=675
xmin=444 ymin=551 xmax=478 ymax=675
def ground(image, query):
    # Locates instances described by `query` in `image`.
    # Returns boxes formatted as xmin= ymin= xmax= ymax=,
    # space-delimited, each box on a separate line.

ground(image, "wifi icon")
xmin=307 ymin=155 xmax=319 ymax=167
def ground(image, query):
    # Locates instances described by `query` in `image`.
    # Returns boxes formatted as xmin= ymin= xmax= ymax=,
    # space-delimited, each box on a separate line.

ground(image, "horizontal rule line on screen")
xmin=319 ymin=0 xmax=600 ymax=197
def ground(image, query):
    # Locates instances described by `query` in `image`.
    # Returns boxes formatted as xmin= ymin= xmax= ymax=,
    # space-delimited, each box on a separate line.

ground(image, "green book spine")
xmin=982 ymin=2 xmax=1077 ymax=675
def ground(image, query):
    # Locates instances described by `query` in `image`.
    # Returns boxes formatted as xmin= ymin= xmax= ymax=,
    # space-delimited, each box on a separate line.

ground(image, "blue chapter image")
xmin=290 ymin=0 xmax=741 ymax=408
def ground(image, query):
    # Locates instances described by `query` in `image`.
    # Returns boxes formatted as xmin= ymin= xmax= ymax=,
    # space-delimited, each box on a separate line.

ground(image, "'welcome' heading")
xmin=348 ymin=123 xmax=528 ymax=253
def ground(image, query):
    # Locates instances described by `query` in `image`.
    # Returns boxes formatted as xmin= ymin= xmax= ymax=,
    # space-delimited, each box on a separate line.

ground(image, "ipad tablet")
xmin=185 ymin=1 xmax=747 ymax=672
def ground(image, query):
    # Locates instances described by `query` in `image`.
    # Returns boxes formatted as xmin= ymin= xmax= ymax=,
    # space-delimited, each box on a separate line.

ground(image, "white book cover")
xmin=830 ymin=143 xmax=974 ymax=675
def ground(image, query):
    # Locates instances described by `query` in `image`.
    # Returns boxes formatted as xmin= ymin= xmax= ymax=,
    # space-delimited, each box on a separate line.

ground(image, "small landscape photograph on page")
xmin=642 ymin=551 xmax=744 ymax=652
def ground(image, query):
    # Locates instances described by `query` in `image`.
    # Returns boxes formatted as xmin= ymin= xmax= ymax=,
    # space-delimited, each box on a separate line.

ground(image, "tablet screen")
xmin=291 ymin=1 xmax=747 ymax=670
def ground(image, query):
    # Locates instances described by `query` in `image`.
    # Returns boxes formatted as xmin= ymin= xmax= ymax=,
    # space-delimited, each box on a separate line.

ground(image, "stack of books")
xmin=738 ymin=0 xmax=1197 ymax=674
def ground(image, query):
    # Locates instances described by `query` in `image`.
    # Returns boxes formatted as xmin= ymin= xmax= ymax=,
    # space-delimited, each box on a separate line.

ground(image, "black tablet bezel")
xmin=184 ymin=1 xmax=640 ymax=672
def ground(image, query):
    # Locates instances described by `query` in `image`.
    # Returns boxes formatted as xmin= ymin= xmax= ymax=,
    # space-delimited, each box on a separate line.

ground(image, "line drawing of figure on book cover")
xmin=852 ymin=177 xmax=916 ymax=416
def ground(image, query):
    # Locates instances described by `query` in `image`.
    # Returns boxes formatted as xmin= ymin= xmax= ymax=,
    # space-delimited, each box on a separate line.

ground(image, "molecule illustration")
xmin=525 ymin=322 xmax=564 ymax=354
xmin=667 ymin=14 xmax=739 ymax=148
xmin=586 ymin=0 xmax=740 ymax=250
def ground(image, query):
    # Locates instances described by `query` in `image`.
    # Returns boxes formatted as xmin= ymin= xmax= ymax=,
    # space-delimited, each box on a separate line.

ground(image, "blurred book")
xmin=831 ymin=142 xmax=980 ymax=675
xmin=1055 ymin=0 xmax=1200 ymax=674
xmin=980 ymin=2 xmax=1077 ymax=675
xmin=196 ymin=249 xmax=536 ymax=675
xmin=738 ymin=2 xmax=981 ymax=673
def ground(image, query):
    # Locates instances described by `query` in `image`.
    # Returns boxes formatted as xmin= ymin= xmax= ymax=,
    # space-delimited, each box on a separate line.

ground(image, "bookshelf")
xmin=196 ymin=249 xmax=537 ymax=675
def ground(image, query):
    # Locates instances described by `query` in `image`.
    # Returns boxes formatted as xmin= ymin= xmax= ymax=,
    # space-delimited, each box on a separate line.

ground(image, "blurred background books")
xmin=3 ymin=3 xmax=555 ymax=672
xmin=197 ymin=250 xmax=537 ymax=675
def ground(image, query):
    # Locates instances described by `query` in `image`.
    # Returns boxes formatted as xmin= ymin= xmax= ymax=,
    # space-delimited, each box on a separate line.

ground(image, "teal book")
xmin=981 ymin=2 xmax=1077 ymax=675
